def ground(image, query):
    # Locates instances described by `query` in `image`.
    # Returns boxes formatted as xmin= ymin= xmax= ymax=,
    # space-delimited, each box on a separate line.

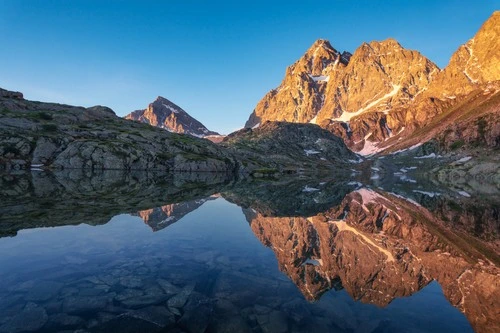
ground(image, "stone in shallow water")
xmin=119 ymin=276 xmax=144 ymax=288
xmin=144 ymin=285 xmax=165 ymax=296
xmin=281 ymin=298 xmax=312 ymax=323
xmin=88 ymin=316 xmax=163 ymax=333
xmin=59 ymin=286 xmax=79 ymax=298
xmin=210 ymin=315 xmax=253 ymax=333
xmin=212 ymin=270 xmax=278 ymax=305
xmin=0 ymin=295 xmax=24 ymax=321
xmin=178 ymin=292 xmax=213 ymax=333
xmin=45 ymin=313 xmax=85 ymax=330
xmin=167 ymin=284 xmax=195 ymax=308
xmin=63 ymin=296 xmax=108 ymax=314
xmin=257 ymin=310 xmax=289 ymax=333
xmin=24 ymin=280 xmax=64 ymax=301
xmin=83 ymin=276 xmax=103 ymax=285
xmin=114 ymin=288 xmax=144 ymax=302
xmin=8 ymin=280 xmax=36 ymax=292
xmin=214 ymin=299 xmax=239 ymax=316
xmin=168 ymin=307 xmax=182 ymax=317
xmin=157 ymin=279 xmax=181 ymax=295
xmin=310 ymin=293 xmax=356 ymax=331
xmin=0 ymin=302 xmax=48 ymax=333
xmin=96 ymin=312 xmax=116 ymax=325
xmin=44 ymin=300 xmax=63 ymax=314
xmin=78 ymin=287 xmax=106 ymax=297
xmin=97 ymin=274 xmax=118 ymax=286
xmin=125 ymin=306 xmax=176 ymax=328
xmin=120 ymin=294 xmax=169 ymax=309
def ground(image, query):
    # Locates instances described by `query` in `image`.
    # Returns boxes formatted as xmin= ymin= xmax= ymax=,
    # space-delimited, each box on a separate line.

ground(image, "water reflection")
xmin=0 ymin=171 xmax=498 ymax=333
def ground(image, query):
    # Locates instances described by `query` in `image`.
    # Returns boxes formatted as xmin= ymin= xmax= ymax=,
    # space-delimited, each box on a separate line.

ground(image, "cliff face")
xmin=245 ymin=40 xmax=346 ymax=127
xmin=125 ymin=96 xmax=219 ymax=137
xmin=247 ymin=11 xmax=500 ymax=155
xmin=245 ymin=188 xmax=500 ymax=333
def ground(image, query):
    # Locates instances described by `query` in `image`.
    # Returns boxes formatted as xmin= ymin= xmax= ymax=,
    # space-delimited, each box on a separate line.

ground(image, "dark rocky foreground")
xmin=0 ymin=88 xmax=237 ymax=173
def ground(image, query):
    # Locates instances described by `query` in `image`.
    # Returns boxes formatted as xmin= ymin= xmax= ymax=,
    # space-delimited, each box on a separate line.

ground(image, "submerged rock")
xmin=0 ymin=302 xmax=48 ymax=333
xmin=62 ymin=296 xmax=108 ymax=314
xmin=178 ymin=292 xmax=213 ymax=333
xmin=45 ymin=313 xmax=85 ymax=330
xmin=124 ymin=306 xmax=176 ymax=328
xmin=24 ymin=280 xmax=63 ymax=301
xmin=167 ymin=284 xmax=195 ymax=309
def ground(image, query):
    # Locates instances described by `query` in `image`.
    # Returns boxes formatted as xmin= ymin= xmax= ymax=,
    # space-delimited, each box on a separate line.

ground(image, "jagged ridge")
xmin=125 ymin=96 xmax=219 ymax=137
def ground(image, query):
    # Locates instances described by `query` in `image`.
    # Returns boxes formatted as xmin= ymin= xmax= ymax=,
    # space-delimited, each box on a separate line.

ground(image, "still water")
xmin=0 ymin=171 xmax=498 ymax=333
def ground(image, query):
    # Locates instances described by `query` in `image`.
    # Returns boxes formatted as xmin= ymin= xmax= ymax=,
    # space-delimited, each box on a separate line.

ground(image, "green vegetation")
xmin=34 ymin=112 xmax=53 ymax=120
xmin=252 ymin=168 xmax=278 ymax=175
xmin=156 ymin=152 xmax=174 ymax=161
xmin=476 ymin=117 xmax=487 ymax=138
xmin=41 ymin=124 xmax=58 ymax=132
xmin=182 ymin=152 xmax=207 ymax=161
xmin=113 ymin=150 xmax=129 ymax=158
xmin=448 ymin=200 xmax=463 ymax=212
xmin=2 ymin=144 xmax=20 ymax=156
xmin=450 ymin=139 xmax=465 ymax=150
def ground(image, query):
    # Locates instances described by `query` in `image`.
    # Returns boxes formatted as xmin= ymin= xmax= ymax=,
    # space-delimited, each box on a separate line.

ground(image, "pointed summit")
xmin=125 ymin=96 xmax=219 ymax=137
xmin=307 ymin=39 xmax=337 ymax=53
xmin=154 ymin=96 xmax=169 ymax=102
xmin=425 ymin=10 xmax=500 ymax=96
xmin=245 ymin=39 xmax=350 ymax=128
xmin=294 ymin=39 xmax=341 ymax=75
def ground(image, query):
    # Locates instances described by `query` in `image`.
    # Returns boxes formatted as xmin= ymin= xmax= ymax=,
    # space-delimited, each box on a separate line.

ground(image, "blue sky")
xmin=0 ymin=1 xmax=497 ymax=134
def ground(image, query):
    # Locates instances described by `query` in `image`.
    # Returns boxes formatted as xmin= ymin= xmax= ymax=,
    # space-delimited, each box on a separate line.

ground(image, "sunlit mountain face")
xmin=0 ymin=170 xmax=498 ymax=333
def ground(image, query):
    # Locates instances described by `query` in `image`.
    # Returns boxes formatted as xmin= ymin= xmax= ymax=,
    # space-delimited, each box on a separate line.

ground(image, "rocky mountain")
xmin=379 ymin=11 xmax=500 ymax=154
xmin=246 ymin=11 xmax=500 ymax=155
xmin=125 ymin=96 xmax=219 ymax=137
xmin=0 ymin=88 xmax=236 ymax=172
xmin=221 ymin=121 xmax=360 ymax=176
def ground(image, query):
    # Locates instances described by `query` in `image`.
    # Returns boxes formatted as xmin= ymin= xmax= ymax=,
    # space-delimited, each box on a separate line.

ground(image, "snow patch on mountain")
xmin=333 ymin=84 xmax=401 ymax=122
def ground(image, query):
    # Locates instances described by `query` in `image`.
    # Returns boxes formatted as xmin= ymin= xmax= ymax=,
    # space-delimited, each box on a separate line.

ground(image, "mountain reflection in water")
xmin=0 ymin=170 xmax=498 ymax=333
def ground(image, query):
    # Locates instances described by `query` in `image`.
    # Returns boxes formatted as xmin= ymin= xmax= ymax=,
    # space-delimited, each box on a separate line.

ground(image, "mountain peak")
xmin=424 ymin=10 xmax=499 ymax=96
xmin=310 ymin=39 xmax=334 ymax=49
xmin=371 ymin=38 xmax=402 ymax=49
xmin=305 ymin=39 xmax=338 ymax=56
xmin=153 ymin=96 xmax=180 ymax=107
xmin=154 ymin=96 xmax=169 ymax=102
xmin=125 ymin=96 xmax=219 ymax=137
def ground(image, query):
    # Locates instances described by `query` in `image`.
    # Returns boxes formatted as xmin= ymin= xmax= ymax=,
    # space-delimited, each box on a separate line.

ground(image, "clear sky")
xmin=0 ymin=1 xmax=497 ymax=134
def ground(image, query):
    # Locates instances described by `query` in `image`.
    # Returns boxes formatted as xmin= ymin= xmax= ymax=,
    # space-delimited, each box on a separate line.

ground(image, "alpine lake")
xmin=0 ymin=169 xmax=498 ymax=333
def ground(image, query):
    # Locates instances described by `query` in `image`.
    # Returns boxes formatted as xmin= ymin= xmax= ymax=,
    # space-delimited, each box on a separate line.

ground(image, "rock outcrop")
xmin=0 ymin=89 xmax=236 ymax=172
xmin=125 ymin=96 xmax=219 ymax=137
xmin=222 ymin=121 xmax=359 ymax=175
